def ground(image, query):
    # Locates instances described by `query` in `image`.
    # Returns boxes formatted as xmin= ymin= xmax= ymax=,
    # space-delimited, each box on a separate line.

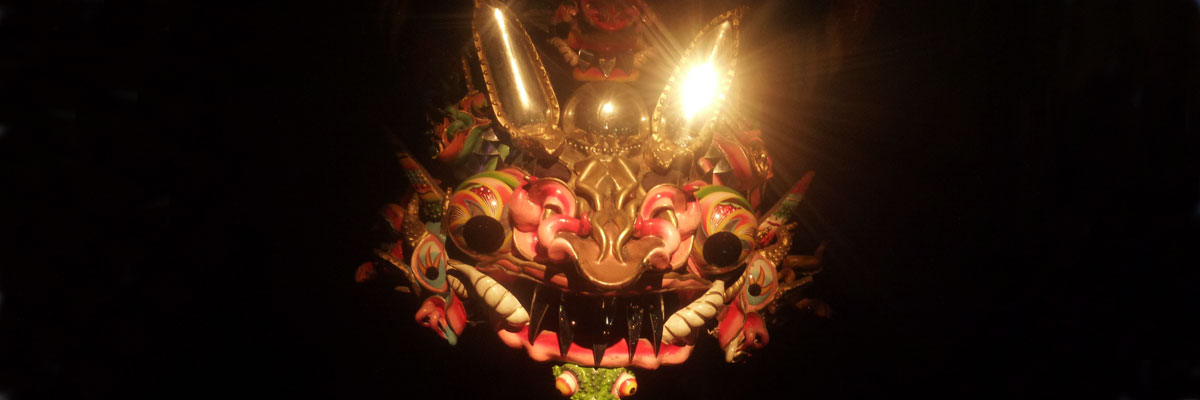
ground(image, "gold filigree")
xmin=472 ymin=0 xmax=564 ymax=159
xmin=645 ymin=8 xmax=743 ymax=173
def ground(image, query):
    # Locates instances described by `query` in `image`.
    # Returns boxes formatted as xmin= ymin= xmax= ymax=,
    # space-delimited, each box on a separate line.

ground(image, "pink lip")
xmin=495 ymin=325 xmax=694 ymax=369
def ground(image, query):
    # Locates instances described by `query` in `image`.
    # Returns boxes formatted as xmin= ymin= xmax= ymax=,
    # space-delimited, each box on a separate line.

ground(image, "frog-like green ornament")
xmin=552 ymin=364 xmax=637 ymax=399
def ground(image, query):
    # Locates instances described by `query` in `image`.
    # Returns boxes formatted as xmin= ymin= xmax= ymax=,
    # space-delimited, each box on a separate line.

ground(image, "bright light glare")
xmin=601 ymin=102 xmax=614 ymax=115
xmin=495 ymin=8 xmax=530 ymax=109
xmin=681 ymin=62 xmax=718 ymax=120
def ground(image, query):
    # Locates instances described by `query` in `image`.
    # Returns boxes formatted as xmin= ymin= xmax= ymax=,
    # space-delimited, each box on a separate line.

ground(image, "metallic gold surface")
xmin=358 ymin=1 xmax=841 ymax=380
xmin=472 ymin=0 xmax=564 ymax=159
xmin=567 ymin=155 xmax=650 ymax=289
xmin=759 ymin=222 xmax=795 ymax=267
xmin=403 ymin=195 xmax=430 ymax=247
xmin=562 ymin=82 xmax=650 ymax=156
xmin=646 ymin=9 xmax=743 ymax=173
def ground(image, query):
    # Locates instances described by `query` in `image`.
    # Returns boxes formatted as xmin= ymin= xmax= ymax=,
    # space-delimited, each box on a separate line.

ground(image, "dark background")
xmin=2 ymin=0 xmax=1197 ymax=398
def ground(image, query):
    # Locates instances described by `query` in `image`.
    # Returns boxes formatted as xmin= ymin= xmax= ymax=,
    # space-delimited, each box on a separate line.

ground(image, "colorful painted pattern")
xmin=398 ymin=153 xmax=445 ymax=222
xmin=444 ymin=169 xmax=525 ymax=255
xmin=356 ymin=2 xmax=838 ymax=394
xmin=692 ymin=185 xmax=758 ymax=267
xmin=410 ymin=234 xmax=449 ymax=294
xmin=756 ymin=171 xmax=814 ymax=244
xmin=434 ymin=93 xmax=492 ymax=164
xmin=738 ymin=253 xmax=778 ymax=312
xmin=551 ymin=364 xmax=636 ymax=400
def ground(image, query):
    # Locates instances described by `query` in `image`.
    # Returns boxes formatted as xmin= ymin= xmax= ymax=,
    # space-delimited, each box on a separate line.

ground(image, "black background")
xmin=2 ymin=0 xmax=1198 ymax=398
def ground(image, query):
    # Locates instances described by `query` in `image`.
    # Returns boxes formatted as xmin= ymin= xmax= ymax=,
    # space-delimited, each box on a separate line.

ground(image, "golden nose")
xmin=566 ymin=232 xmax=661 ymax=291
xmin=566 ymin=207 xmax=644 ymax=290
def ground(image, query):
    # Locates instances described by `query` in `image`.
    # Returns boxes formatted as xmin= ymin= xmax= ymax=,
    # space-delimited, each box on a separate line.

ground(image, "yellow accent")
xmin=555 ymin=378 xmax=573 ymax=396
xmin=620 ymin=380 xmax=637 ymax=396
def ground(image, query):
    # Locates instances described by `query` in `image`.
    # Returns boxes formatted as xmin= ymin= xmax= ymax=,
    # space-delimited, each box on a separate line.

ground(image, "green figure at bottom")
xmin=552 ymin=364 xmax=638 ymax=399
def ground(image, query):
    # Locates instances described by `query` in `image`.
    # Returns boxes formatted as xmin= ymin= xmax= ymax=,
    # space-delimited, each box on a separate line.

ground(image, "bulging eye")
xmin=462 ymin=215 xmax=505 ymax=253
xmin=612 ymin=371 xmax=637 ymax=398
xmin=692 ymin=185 xmax=757 ymax=273
xmin=555 ymin=370 xmax=578 ymax=397
xmin=444 ymin=169 xmax=525 ymax=256
xmin=410 ymin=235 xmax=448 ymax=294
xmin=702 ymin=231 xmax=742 ymax=267
xmin=740 ymin=254 xmax=778 ymax=312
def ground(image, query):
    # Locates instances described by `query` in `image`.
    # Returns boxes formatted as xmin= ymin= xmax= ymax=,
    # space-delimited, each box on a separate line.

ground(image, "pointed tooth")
xmin=599 ymin=297 xmax=616 ymax=337
xmin=713 ymin=158 xmax=733 ymax=174
xmin=645 ymin=293 xmax=665 ymax=356
xmin=528 ymin=287 xmax=551 ymax=343
xmin=577 ymin=49 xmax=593 ymax=70
xmin=592 ymin=343 xmax=606 ymax=367
xmin=557 ymin=293 xmax=574 ymax=357
xmin=625 ymin=299 xmax=644 ymax=363
xmin=593 ymin=297 xmax=616 ymax=367
xmin=598 ymin=57 xmax=616 ymax=78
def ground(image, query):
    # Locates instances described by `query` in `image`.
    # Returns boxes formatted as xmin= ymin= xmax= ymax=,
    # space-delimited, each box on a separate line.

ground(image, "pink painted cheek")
xmin=717 ymin=305 xmax=745 ymax=348
xmin=512 ymin=229 xmax=539 ymax=260
xmin=508 ymin=188 xmax=543 ymax=231
xmin=669 ymin=236 xmax=693 ymax=268
xmin=446 ymin=295 xmax=467 ymax=335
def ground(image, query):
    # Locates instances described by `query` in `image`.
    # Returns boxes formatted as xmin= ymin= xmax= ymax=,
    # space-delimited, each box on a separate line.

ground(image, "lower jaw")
xmin=495 ymin=325 xmax=693 ymax=369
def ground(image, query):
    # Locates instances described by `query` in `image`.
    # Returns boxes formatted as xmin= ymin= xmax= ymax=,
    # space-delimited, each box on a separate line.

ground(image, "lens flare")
xmin=681 ymin=62 xmax=718 ymax=120
xmin=495 ymin=7 xmax=531 ymax=109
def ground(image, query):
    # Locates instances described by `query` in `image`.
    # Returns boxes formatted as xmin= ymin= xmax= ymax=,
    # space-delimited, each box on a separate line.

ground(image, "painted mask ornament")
xmin=356 ymin=1 xmax=840 ymax=397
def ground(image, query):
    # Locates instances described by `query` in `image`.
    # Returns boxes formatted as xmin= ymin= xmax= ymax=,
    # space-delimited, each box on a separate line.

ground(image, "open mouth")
xmin=355 ymin=2 xmax=838 ymax=396
xmin=494 ymin=284 xmax=698 ymax=368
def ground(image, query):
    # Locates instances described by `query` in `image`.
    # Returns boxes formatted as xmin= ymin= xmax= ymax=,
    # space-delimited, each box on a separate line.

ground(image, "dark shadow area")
xmin=1 ymin=0 xmax=1197 ymax=398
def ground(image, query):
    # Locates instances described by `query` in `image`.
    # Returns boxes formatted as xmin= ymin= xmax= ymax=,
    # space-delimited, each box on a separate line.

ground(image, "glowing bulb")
xmin=602 ymin=102 xmax=614 ymax=115
xmin=681 ymin=62 xmax=718 ymax=121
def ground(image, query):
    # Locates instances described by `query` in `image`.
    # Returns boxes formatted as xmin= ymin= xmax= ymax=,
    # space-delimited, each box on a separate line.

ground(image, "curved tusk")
xmin=662 ymin=280 xmax=726 ymax=344
xmin=449 ymin=262 xmax=529 ymax=327
xmin=446 ymin=274 xmax=471 ymax=301
xmin=723 ymin=333 xmax=745 ymax=363
xmin=724 ymin=273 xmax=745 ymax=300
